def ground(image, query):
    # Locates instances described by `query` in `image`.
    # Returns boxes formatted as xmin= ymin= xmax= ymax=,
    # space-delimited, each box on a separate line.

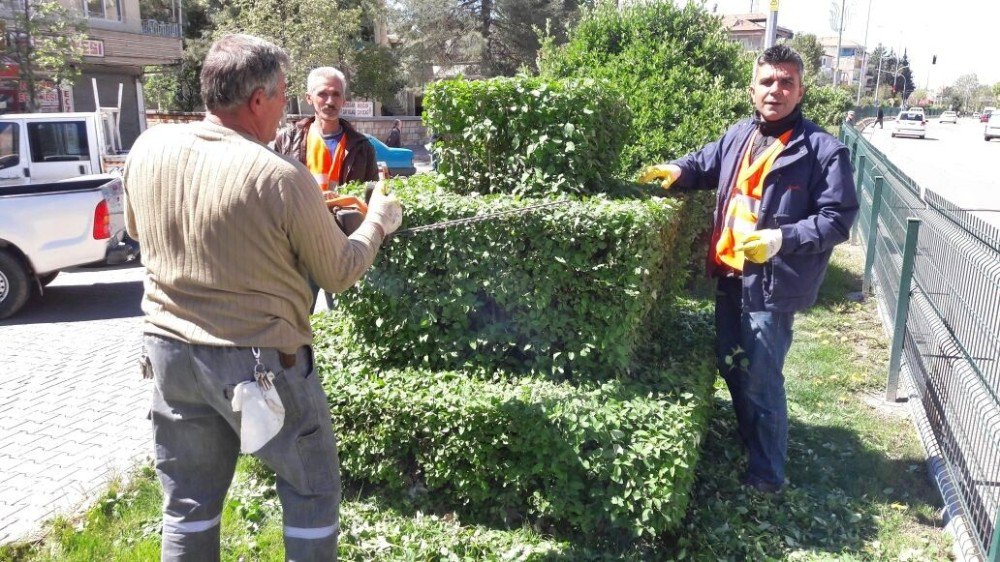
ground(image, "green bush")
xmin=311 ymin=326 xmax=717 ymax=541
xmin=333 ymin=175 xmax=702 ymax=381
xmin=537 ymin=2 xmax=749 ymax=175
xmin=422 ymin=76 xmax=630 ymax=197
xmin=801 ymin=81 xmax=855 ymax=131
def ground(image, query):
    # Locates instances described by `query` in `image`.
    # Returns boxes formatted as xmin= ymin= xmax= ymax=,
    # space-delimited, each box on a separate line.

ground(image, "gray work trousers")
xmin=145 ymin=334 xmax=340 ymax=562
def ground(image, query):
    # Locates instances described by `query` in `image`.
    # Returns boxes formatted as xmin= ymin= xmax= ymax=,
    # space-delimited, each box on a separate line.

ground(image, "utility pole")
xmin=873 ymin=44 xmax=884 ymax=107
xmin=925 ymin=54 xmax=935 ymax=93
xmin=856 ymin=0 xmax=873 ymax=104
xmin=832 ymin=0 xmax=846 ymax=86
xmin=764 ymin=0 xmax=779 ymax=49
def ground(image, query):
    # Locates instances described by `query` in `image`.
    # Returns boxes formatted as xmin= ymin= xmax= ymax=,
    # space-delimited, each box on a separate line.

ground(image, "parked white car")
xmin=892 ymin=111 xmax=927 ymax=139
xmin=986 ymin=112 xmax=1000 ymax=141
xmin=0 ymin=175 xmax=134 ymax=318
xmin=939 ymin=111 xmax=958 ymax=124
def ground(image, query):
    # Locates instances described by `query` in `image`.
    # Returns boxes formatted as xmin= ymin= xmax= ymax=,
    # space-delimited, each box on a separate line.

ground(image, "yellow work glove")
xmin=637 ymin=164 xmax=679 ymax=190
xmin=735 ymin=229 xmax=783 ymax=264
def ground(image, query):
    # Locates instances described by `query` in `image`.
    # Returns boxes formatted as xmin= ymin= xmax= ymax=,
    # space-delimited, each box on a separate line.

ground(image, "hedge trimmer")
xmin=325 ymin=196 xmax=571 ymax=239
xmin=388 ymin=200 xmax=571 ymax=239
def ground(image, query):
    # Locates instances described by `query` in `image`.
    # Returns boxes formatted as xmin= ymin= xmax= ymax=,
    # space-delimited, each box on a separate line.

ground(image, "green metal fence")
xmin=841 ymin=123 xmax=1000 ymax=561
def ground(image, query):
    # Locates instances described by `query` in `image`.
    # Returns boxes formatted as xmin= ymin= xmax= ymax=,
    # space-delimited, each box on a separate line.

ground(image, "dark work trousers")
xmin=145 ymin=334 xmax=340 ymax=561
xmin=714 ymin=277 xmax=795 ymax=487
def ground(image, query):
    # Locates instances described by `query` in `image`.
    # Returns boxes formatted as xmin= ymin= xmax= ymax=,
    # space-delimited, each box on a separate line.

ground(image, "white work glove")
xmin=365 ymin=181 xmax=403 ymax=236
xmin=736 ymin=229 xmax=783 ymax=264
xmin=637 ymin=164 xmax=681 ymax=190
xmin=231 ymin=372 xmax=285 ymax=454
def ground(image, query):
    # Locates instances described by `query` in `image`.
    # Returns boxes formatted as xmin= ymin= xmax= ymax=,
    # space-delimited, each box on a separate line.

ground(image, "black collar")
xmin=753 ymin=105 xmax=802 ymax=136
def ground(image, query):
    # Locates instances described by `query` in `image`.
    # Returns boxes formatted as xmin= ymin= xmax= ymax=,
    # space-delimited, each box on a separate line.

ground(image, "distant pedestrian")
xmin=876 ymin=107 xmax=884 ymax=129
xmin=386 ymin=119 xmax=402 ymax=147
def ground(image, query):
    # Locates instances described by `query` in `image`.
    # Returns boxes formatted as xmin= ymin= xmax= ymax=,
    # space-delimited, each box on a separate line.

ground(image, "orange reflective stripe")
xmin=715 ymin=129 xmax=793 ymax=271
xmin=329 ymin=135 xmax=347 ymax=187
xmin=306 ymin=125 xmax=348 ymax=192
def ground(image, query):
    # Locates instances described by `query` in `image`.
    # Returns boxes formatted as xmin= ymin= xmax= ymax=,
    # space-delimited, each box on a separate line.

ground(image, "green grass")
xmin=1 ymin=243 xmax=951 ymax=561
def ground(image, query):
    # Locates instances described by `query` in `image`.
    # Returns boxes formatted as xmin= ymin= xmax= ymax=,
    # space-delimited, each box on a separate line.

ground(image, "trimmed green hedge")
xmin=312 ymin=321 xmax=716 ymax=540
xmin=334 ymin=175 xmax=702 ymax=381
xmin=537 ymin=2 xmax=749 ymax=176
xmin=422 ymin=76 xmax=630 ymax=197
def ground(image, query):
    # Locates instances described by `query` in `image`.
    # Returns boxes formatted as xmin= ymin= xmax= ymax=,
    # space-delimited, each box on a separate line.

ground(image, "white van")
xmin=0 ymin=109 xmax=125 ymax=187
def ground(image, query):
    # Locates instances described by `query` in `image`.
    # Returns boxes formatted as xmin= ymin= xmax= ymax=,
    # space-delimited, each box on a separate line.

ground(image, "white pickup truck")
xmin=0 ymin=175 xmax=135 ymax=319
xmin=0 ymin=109 xmax=127 ymax=187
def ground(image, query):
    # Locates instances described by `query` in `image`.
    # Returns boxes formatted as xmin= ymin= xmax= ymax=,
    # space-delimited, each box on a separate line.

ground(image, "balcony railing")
xmin=141 ymin=19 xmax=180 ymax=38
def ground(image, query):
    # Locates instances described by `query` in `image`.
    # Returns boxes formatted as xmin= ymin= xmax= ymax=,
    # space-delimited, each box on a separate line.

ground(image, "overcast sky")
xmin=684 ymin=0 xmax=1000 ymax=90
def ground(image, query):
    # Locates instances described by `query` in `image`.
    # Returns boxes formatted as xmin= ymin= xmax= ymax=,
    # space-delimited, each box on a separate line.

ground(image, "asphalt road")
xmin=864 ymin=117 xmax=1000 ymax=229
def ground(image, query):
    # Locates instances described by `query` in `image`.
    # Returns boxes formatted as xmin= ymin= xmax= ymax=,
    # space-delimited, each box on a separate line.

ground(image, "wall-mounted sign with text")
xmin=81 ymin=39 xmax=105 ymax=58
xmin=340 ymin=100 xmax=374 ymax=117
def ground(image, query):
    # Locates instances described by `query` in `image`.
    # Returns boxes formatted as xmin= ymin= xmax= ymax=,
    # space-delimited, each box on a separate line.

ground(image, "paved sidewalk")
xmin=0 ymin=264 xmax=151 ymax=545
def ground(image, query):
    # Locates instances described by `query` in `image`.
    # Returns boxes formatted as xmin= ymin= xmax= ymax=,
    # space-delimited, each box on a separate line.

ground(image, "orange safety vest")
xmin=306 ymin=124 xmax=348 ymax=192
xmin=714 ymin=129 xmax=792 ymax=272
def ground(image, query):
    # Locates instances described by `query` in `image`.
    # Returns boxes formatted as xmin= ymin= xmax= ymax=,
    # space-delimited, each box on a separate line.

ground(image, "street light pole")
xmin=873 ymin=44 xmax=884 ymax=106
xmin=891 ymin=63 xmax=910 ymax=107
xmin=833 ymin=0 xmax=847 ymax=85
xmin=856 ymin=0 xmax=873 ymax=104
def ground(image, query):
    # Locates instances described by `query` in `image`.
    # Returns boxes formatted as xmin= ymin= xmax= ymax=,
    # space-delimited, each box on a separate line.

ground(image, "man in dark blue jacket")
xmin=639 ymin=45 xmax=858 ymax=493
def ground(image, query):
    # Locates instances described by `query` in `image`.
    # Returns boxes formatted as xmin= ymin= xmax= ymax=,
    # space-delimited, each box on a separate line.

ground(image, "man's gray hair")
xmin=307 ymin=67 xmax=348 ymax=96
xmin=200 ymin=34 xmax=289 ymax=111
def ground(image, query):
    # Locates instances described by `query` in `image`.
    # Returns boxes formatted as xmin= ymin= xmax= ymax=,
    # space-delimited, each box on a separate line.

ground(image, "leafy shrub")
xmin=333 ymin=174 xmax=703 ymax=381
xmin=801 ymin=82 xmax=855 ymax=131
xmin=311 ymin=325 xmax=716 ymax=541
xmin=422 ymin=76 xmax=629 ymax=197
xmin=537 ymin=2 xmax=749 ymax=175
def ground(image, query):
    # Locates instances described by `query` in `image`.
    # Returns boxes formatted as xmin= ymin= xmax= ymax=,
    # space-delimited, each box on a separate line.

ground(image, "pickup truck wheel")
xmin=38 ymin=271 xmax=59 ymax=287
xmin=0 ymin=251 xmax=30 ymax=319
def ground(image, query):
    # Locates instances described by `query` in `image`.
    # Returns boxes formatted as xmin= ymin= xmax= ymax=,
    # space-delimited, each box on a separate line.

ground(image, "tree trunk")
xmin=21 ymin=0 xmax=38 ymax=111
xmin=480 ymin=0 xmax=493 ymax=75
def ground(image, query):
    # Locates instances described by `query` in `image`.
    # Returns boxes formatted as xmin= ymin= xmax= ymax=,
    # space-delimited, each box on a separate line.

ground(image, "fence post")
xmin=885 ymin=217 xmax=921 ymax=402
xmin=851 ymin=154 xmax=867 ymax=240
xmin=863 ymin=176 xmax=885 ymax=294
xmin=989 ymin=507 xmax=1000 ymax=561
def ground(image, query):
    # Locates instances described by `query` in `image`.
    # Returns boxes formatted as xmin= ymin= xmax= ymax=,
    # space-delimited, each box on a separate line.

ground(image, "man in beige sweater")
xmin=123 ymin=34 xmax=401 ymax=561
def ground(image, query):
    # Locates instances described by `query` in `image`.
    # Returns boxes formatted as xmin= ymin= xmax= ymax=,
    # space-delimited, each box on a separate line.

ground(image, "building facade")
xmin=720 ymin=13 xmax=794 ymax=51
xmin=1 ymin=0 xmax=182 ymax=148
xmin=819 ymin=37 xmax=865 ymax=87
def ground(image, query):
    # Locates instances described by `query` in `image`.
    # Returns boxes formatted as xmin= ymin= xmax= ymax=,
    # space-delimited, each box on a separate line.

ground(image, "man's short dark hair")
xmin=755 ymin=44 xmax=805 ymax=81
